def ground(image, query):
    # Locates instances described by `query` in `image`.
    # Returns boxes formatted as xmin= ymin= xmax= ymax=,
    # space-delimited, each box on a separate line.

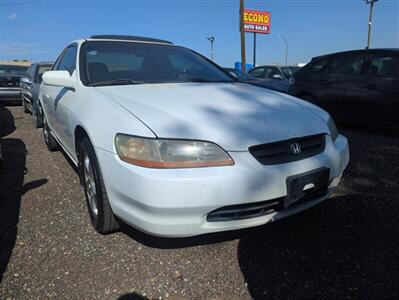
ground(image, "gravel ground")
xmin=0 ymin=105 xmax=398 ymax=299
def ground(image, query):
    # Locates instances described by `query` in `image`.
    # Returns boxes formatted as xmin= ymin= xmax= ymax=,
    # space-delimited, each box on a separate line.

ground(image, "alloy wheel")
xmin=83 ymin=154 xmax=98 ymax=217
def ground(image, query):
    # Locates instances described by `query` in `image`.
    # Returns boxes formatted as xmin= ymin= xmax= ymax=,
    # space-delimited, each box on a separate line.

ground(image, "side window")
xmin=57 ymin=46 xmax=77 ymax=75
xmin=311 ymin=58 xmax=329 ymax=73
xmin=325 ymin=53 xmax=365 ymax=75
xmin=368 ymin=54 xmax=398 ymax=78
xmin=249 ymin=67 xmax=265 ymax=78
xmin=264 ymin=67 xmax=281 ymax=79
xmin=27 ymin=65 xmax=35 ymax=80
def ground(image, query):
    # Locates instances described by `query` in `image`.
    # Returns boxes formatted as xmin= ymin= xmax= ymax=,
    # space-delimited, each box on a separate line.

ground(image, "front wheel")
xmin=79 ymin=137 xmax=120 ymax=234
xmin=43 ymin=115 xmax=59 ymax=151
xmin=32 ymin=104 xmax=44 ymax=128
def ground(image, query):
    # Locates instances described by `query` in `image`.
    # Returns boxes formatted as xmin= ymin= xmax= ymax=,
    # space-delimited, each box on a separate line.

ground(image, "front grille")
xmin=249 ymin=134 xmax=326 ymax=165
xmin=207 ymin=198 xmax=281 ymax=222
xmin=0 ymin=76 xmax=20 ymax=88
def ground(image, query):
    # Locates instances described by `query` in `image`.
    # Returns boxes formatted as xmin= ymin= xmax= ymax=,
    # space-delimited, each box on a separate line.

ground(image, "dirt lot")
xmin=1 ymin=105 xmax=398 ymax=299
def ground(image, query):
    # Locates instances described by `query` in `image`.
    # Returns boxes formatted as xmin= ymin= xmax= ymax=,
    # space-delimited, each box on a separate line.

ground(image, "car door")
xmin=362 ymin=51 xmax=399 ymax=128
xmin=316 ymin=52 xmax=366 ymax=122
xmin=43 ymin=45 xmax=77 ymax=155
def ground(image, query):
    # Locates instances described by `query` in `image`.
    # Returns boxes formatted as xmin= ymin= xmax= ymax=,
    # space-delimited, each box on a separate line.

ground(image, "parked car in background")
xmin=0 ymin=119 xmax=3 ymax=168
xmin=39 ymin=35 xmax=348 ymax=237
xmin=0 ymin=63 xmax=29 ymax=104
xmin=20 ymin=62 xmax=53 ymax=127
xmin=225 ymin=68 xmax=285 ymax=92
xmin=248 ymin=65 xmax=300 ymax=92
xmin=288 ymin=49 xmax=399 ymax=129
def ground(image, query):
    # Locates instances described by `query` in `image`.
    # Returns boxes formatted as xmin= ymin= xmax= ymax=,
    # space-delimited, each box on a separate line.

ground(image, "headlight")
xmin=115 ymin=134 xmax=234 ymax=168
xmin=327 ymin=117 xmax=338 ymax=141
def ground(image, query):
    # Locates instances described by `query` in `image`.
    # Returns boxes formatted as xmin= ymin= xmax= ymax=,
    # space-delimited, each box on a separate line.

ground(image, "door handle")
xmin=319 ymin=80 xmax=330 ymax=86
xmin=365 ymin=84 xmax=377 ymax=90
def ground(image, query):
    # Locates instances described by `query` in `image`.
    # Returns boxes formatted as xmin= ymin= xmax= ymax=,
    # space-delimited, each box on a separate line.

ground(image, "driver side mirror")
xmin=272 ymin=74 xmax=283 ymax=80
xmin=42 ymin=70 xmax=75 ymax=89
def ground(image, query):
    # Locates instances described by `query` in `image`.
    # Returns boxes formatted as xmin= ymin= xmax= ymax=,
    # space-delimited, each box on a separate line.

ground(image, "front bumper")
xmin=0 ymin=88 xmax=21 ymax=102
xmin=96 ymin=134 xmax=349 ymax=237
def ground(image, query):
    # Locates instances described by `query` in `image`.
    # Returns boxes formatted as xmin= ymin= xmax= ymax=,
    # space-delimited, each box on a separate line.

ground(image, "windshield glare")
xmin=0 ymin=65 xmax=28 ymax=75
xmin=81 ymin=41 xmax=234 ymax=85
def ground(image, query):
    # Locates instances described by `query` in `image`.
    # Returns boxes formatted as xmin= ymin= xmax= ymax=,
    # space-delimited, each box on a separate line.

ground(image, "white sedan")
xmin=40 ymin=35 xmax=349 ymax=237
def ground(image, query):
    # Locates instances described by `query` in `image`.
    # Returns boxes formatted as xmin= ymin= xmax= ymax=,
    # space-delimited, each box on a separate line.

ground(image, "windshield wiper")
xmin=88 ymin=79 xmax=145 ymax=87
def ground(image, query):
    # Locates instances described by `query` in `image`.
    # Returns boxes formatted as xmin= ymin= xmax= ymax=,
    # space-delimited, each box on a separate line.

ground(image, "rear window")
xmin=281 ymin=66 xmax=300 ymax=78
xmin=0 ymin=65 xmax=28 ymax=75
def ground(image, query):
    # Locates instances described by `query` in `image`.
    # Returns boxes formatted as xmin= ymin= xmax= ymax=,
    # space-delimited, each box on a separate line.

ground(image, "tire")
xmin=22 ymin=99 xmax=29 ymax=113
xmin=42 ymin=115 xmax=59 ymax=151
xmin=32 ymin=104 xmax=44 ymax=128
xmin=79 ymin=137 xmax=120 ymax=234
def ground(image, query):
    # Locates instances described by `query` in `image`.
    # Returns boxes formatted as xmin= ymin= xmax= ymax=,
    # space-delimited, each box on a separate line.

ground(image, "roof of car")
xmin=312 ymin=48 xmax=399 ymax=60
xmin=88 ymin=35 xmax=173 ymax=45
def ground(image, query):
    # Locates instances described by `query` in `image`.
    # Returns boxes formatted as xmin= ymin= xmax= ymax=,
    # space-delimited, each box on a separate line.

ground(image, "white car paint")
xmin=40 ymin=37 xmax=349 ymax=237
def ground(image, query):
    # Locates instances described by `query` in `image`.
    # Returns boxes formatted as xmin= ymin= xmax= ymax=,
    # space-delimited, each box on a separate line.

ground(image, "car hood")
xmin=95 ymin=83 xmax=330 ymax=151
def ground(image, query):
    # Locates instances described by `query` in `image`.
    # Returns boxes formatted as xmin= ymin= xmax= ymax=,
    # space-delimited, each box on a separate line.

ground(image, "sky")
xmin=0 ymin=0 xmax=398 ymax=67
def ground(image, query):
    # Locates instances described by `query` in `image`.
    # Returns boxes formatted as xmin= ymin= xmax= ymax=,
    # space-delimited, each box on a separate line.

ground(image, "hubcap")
xmin=83 ymin=154 xmax=98 ymax=217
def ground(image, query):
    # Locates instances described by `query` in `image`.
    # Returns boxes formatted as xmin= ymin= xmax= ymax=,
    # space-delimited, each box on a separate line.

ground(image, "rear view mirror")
xmin=42 ymin=70 xmax=75 ymax=89
xmin=272 ymin=74 xmax=283 ymax=80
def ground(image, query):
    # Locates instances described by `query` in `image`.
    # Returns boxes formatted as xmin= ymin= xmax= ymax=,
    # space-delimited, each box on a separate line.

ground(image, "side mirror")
xmin=272 ymin=74 xmax=283 ymax=80
xmin=42 ymin=70 xmax=75 ymax=89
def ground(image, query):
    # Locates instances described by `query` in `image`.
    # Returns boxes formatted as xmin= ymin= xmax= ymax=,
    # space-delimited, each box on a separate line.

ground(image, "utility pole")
xmin=206 ymin=36 xmax=215 ymax=61
xmin=240 ymin=0 xmax=246 ymax=72
xmin=277 ymin=35 xmax=288 ymax=65
xmin=364 ymin=0 xmax=378 ymax=49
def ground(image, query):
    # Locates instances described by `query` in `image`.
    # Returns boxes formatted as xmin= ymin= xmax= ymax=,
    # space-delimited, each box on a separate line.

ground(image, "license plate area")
xmin=283 ymin=167 xmax=330 ymax=209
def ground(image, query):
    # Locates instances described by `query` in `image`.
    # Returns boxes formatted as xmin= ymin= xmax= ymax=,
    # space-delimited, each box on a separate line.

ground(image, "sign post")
xmin=242 ymin=8 xmax=271 ymax=69
xmin=240 ymin=0 xmax=246 ymax=72
xmin=253 ymin=33 xmax=256 ymax=66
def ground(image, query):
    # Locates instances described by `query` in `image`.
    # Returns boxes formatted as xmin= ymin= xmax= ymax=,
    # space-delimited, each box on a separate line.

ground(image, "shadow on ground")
xmin=238 ymin=128 xmax=399 ymax=299
xmin=0 ymin=106 xmax=47 ymax=283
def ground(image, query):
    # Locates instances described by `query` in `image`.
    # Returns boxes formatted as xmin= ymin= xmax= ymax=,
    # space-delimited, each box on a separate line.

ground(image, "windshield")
xmin=0 ymin=65 xmax=28 ymax=76
xmin=81 ymin=41 xmax=234 ymax=86
xmin=281 ymin=66 xmax=300 ymax=78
